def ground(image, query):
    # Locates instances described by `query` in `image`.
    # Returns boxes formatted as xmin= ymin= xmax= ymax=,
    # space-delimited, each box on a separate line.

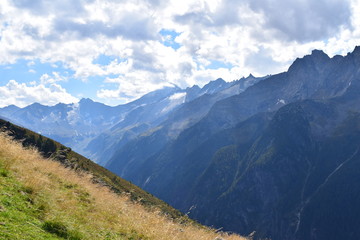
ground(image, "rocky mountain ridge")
xmin=106 ymin=46 xmax=360 ymax=240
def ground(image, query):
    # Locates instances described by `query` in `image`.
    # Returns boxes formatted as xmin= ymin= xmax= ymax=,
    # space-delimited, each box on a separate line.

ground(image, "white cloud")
xmin=97 ymin=73 xmax=174 ymax=103
xmin=0 ymin=80 xmax=78 ymax=107
xmin=40 ymin=72 xmax=67 ymax=84
xmin=0 ymin=0 xmax=359 ymax=105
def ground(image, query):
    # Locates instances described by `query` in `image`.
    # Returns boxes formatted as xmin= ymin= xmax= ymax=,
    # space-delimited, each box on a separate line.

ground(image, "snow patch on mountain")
xmin=169 ymin=92 xmax=186 ymax=101
xmin=67 ymin=102 xmax=80 ymax=125
xmin=277 ymin=99 xmax=286 ymax=105
xmin=161 ymin=92 xmax=186 ymax=114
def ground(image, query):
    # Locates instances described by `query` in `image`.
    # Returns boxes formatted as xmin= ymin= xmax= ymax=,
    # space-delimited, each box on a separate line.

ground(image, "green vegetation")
xmin=0 ymin=164 xmax=60 ymax=240
xmin=0 ymin=119 xmax=183 ymax=220
xmin=0 ymin=141 xmax=147 ymax=240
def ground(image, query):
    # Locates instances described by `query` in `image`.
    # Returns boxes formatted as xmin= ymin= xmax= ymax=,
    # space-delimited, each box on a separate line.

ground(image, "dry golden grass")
xmin=0 ymin=133 xmax=247 ymax=240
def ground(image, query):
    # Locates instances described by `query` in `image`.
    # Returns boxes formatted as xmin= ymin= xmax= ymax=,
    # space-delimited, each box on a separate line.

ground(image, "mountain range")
xmin=2 ymin=47 xmax=360 ymax=240
xmin=0 ymin=74 xmax=265 ymax=166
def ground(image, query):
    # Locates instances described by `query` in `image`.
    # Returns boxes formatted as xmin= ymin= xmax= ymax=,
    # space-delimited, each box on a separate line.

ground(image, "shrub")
xmin=42 ymin=220 xmax=82 ymax=240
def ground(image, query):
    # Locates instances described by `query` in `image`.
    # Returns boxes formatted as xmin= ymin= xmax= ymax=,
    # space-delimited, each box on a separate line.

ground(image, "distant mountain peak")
xmin=351 ymin=45 xmax=360 ymax=56
xmin=79 ymin=98 xmax=94 ymax=104
xmin=27 ymin=102 xmax=46 ymax=109
xmin=186 ymin=85 xmax=201 ymax=90
xmin=203 ymin=78 xmax=226 ymax=88
xmin=247 ymin=73 xmax=255 ymax=78
xmin=310 ymin=49 xmax=330 ymax=62
xmin=3 ymin=104 xmax=19 ymax=109
xmin=29 ymin=102 xmax=42 ymax=107
xmin=311 ymin=49 xmax=326 ymax=55
xmin=214 ymin=78 xmax=225 ymax=83
xmin=288 ymin=49 xmax=330 ymax=73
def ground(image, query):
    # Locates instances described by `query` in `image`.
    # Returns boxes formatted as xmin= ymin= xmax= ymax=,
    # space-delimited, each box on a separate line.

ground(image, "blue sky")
xmin=0 ymin=0 xmax=359 ymax=107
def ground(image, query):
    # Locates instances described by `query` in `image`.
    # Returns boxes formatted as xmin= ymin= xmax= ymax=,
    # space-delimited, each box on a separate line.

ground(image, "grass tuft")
xmin=42 ymin=220 xmax=82 ymax=240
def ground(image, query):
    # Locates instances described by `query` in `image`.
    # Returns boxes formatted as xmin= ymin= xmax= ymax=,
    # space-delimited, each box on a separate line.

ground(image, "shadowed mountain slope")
xmin=107 ymin=47 xmax=360 ymax=240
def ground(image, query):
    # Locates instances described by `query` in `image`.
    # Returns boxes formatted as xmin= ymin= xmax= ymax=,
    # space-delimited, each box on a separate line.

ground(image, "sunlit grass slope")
xmin=0 ymin=119 xmax=183 ymax=219
xmin=0 ymin=133 xmax=246 ymax=240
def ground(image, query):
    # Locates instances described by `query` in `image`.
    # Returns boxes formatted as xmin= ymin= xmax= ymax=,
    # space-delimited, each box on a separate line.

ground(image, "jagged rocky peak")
xmin=238 ymin=73 xmax=253 ymax=81
xmin=201 ymin=78 xmax=226 ymax=92
xmin=347 ymin=46 xmax=360 ymax=66
xmin=186 ymin=84 xmax=200 ymax=91
xmin=288 ymin=49 xmax=330 ymax=73
xmin=350 ymin=45 xmax=360 ymax=56
xmin=310 ymin=49 xmax=327 ymax=56
xmin=303 ymin=49 xmax=330 ymax=63
xmin=185 ymin=85 xmax=201 ymax=102
xmin=288 ymin=46 xmax=360 ymax=75
xmin=247 ymin=73 xmax=255 ymax=78
xmin=310 ymin=49 xmax=330 ymax=62
xmin=204 ymin=78 xmax=226 ymax=87
xmin=186 ymin=85 xmax=201 ymax=92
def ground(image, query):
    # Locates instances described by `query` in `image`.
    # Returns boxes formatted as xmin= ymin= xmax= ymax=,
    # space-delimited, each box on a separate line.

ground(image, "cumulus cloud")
xmin=0 ymin=0 xmax=358 ymax=105
xmin=53 ymin=17 xmax=157 ymax=41
xmin=0 ymin=80 xmax=78 ymax=107
xmin=174 ymin=0 xmax=245 ymax=27
xmin=96 ymin=75 xmax=171 ymax=103
xmin=12 ymin=0 xmax=88 ymax=16
xmin=174 ymin=0 xmax=351 ymax=42
xmin=40 ymin=72 xmax=67 ymax=84
xmin=246 ymin=0 xmax=352 ymax=42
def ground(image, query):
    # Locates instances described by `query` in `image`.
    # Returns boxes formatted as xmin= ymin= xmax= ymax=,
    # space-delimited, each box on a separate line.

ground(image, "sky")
xmin=0 ymin=0 xmax=359 ymax=107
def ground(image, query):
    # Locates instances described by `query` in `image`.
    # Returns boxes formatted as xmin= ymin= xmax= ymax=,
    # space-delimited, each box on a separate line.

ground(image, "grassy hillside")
xmin=0 ymin=119 xmax=182 ymax=220
xmin=0 ymin=133 xmax=245 ymax=239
